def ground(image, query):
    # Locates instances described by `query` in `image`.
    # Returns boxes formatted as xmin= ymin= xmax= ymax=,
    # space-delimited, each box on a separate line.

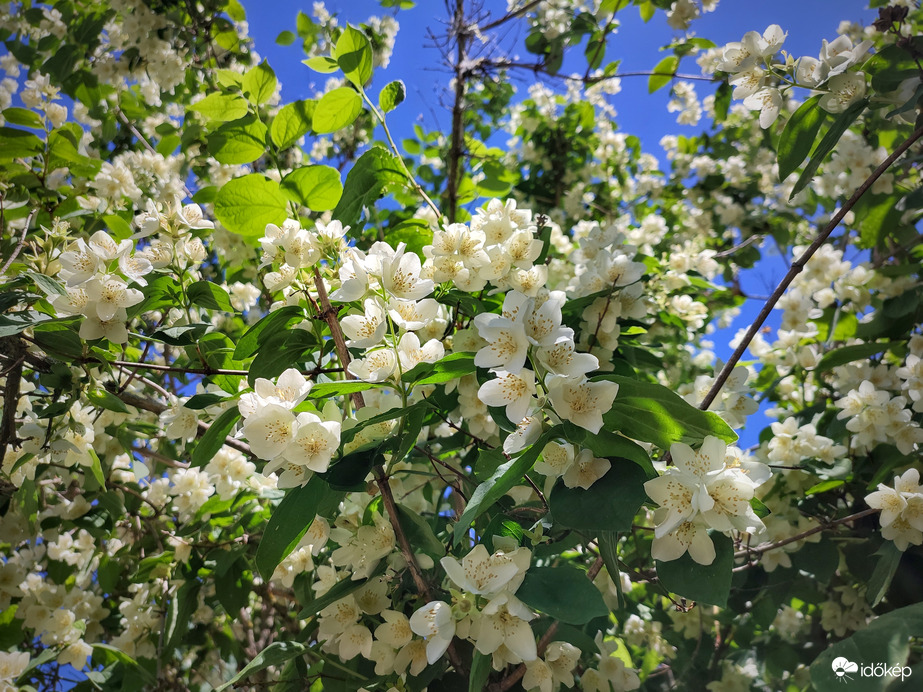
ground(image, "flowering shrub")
xmin=1 ymin=0 xmax=923 ymax=690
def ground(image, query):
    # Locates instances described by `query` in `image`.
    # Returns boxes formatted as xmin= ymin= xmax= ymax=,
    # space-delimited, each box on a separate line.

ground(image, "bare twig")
xmin=699 ymin=123 xmax=923 ymax=411
xmin=0 ymin=208 xmax=36 ymax=277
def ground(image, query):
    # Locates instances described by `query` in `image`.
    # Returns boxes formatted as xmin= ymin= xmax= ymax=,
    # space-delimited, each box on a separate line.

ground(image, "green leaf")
xmin=332 ymin=147 xmax=408 ymax=228
xmin=46 ymin=125 xmax=101 ymax=177
xmin=86 ymin=448 xmax=106 ymax=488
xmin=0 ymin=126 xmax=44 ymax=159
xmin=866 ymin=541 xmax=903 ymax=607
xmin=401 ymin=352 xmax=475 ymax=386
xmin=312 ymin=87 xmax=363 ymax=134
xmin=854 ymin=192 xmax=906 ymax=248
xmin=91 ymin=645 xmax=156 ymax=687
xmin=207 ymin=115 xmax=268 ymax=165
xmin=600 ymin=375 xmax=738 ymax=449
xmin=270 ymin=100 xmax=316 ymax=149
xmin=188 ymin=93 xmax=249 ymax=123
xmin=248 ymin=330 xmax=315 ymax=384
xmin=638 ymin=1 xmax=655 ymax=22
xmin=163 ymin=580 xmax=200 ymax=653
xmin=191 ymin=408 xmax=241 ymax=467
xmin=454 ymin=427 xmax=560 ymax=546
xmin=336 ymin=25 xmax=373 ymax=88
xmin=214 ymin=174 xmax=289 ymax=238
xmin=308 ymin=379 xmax=380 ymax=399
xmin=790 ymin=98 xmax=869 ymax=200
xmin=242 ymin=60 xmax=277 ymax=106
xmin=280 ymin=165 xmax=343 ymax=211
xmin=810 ymin=602 xmax=923 ymax=692
xmin=378 ymin=80 xmax=406 ymax=113
xmin=777 ymin=95 xmax=824 ymax=181
xmin=297 ymin=574 xmax=372 ymax=620
xmin=559 ymin=421 xmax=655 ymax=476
xmin=226 ymin=0 xmax=247 ymax=21
xmin=187 ymin=281 xmax=234 ymax=313
xmin=26 ymin=271 xmax=66 ymax=297
xmin=816 ymin=342 xmax=895 ymax=372
xmin=469 ymin=651 xmax=492 ymax=692
xmin=598 ymin=532 xmax=624 ymax=608
xmin=549 ymin=460 xmax=649 ymax=533
xmin=2 ymin=107 xmax=43 ymax=129
xmin=234 ymin=306 xmax=305 ymax=359
xmin=86 ymin=387 xmax=130 ymax=414
xmin=302 ymin=56 xmax=340 ymax=74
xmin=386 ymin=219 xmax=434 ymax=258
xmin=648 ymin=55 xmax=678 ymax=93
xmin=276 ymin=30 xmax=296 ymax=45
xmin=255 ymin=477 xmax=336 ymax=581
xmin=655 ymin=533 xmax=733 ymax=607
xmin=517 ymin=566 xmax=609 ymax=625
xmin=215 ymin=641 xmax=307 ymax=692
xmin=394 ymin=505 xmax=444 ymax=561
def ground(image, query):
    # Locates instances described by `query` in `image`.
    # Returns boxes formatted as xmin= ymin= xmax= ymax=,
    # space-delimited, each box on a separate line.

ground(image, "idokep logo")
xmin=830 ymin=656 xmax=912 ymax=684
xmin=831 ymin=657 xmax=858 ymax=682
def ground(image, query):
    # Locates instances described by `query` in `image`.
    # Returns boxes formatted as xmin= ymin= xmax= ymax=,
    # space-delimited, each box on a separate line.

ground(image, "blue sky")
xmin=241 ymin=0 xmax=877 ymax=446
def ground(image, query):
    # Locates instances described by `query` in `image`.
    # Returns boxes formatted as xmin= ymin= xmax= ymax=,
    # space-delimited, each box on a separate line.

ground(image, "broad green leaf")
xmin=866 ymin=541 xmax=903 ymax=607
xmin=599 ymin=375 xmax=738 ymax=449
xmin=248 ymin=329 xmax=315 ymax=384
xmin=91 ymin=645 xmax=156 ymax=687
xmin=234 ymin=306 xmax=305 ymax=359
xmin=559 ymin=421 xmax=655 ymax=476
xmin=638 ymin=1 xmax=655 ymax=22
xmin=86 ymin=387 xmax=130 ymax=414
xmin=386 ymin=219 xmax=433 ymax=258
xmin=2 ymin=107 xmax=43 ymax=129
xmin=280 ymin=165 xmax=343 ymax=210
xmin=401 ymin=352 xmax=476 ymax=386
xmin=297 ymin=573 xmax=372 ymax=620
xmin=163 ymin=580 xmax=200 ymax=653
xmin=378 ymin=80 xmax=406 ymax=113
xmin=332 ymin=147 xmax=408 ymax=228
xmin=226 ymin=0 xmax=246 ymax=21
xmin=517 ymin=566 xmax=609 ymax=625
xmin=454 ymin=427 xmax=561 ymax=546
xmin=810 ymin=602 xmax=923 ymax=692
xmin=188 ymin=93 xmax=249 ymax=123
xmin=276 ymin=30 xmax=296 ymax=46
xmin=191 ymin=408 xmax=241 ymax=467
xmin=207 ymin=115 xmax=268 ymax=164
xmin=242 ymin=60 xmax=277 ymax=106
xmin=469 ymin=651 xmax=492 ymax=692
xmin=549 ymin=460 xmax=649 ymax=533
xmin=26 ymin=271 xmax=66 ymax=297
xmin=255 ymin=477 xmax=336 ymax=580
xmin=394 ymin=505 xmax=444 ymax=561
xmin=187 ymin=280 xmax=234 ymax=313
xmin=336 ymin=25 xmax=373 ymax=87
xmin=655 ymin=533 xmax=733 ymax=607
xmin=648 ymin=55 xmax=678 ymax=93
xmin=312 ymin=87 xmax=363 ymax=134
xmin=215 ymin=642 xmax=307 ymax=692
xmin=214 ymin=174 xmax=289 ymax=238
xmin=777 ymin=95 xmax=824 ymax=181
xmin=790 ymin=98 xmax=869 ymax=200
xmin=854 ymin=191 xmax=905 ymax=248
xmin=46 ymin=126 xmax=102 ymax=177
xmin=0 ymin=126 xmax=44 ymax=159
xmin=86 ymin=448 xmax=106 ymax=488
xmin=302 ymin=56 xmax=339 ymax=73
xmin=308 ymin=380 xmax=380 ymax=399
xmin=816 ymin=342 xmax=894 ymax=372
xmin=270 ymin=99 xmax=315 ymax=149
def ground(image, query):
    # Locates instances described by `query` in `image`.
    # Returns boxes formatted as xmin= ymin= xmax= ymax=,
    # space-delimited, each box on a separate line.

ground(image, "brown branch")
xmin=733 ymin=508 xmax=878 ymax=565
xmin=478 ymin=0 xmax=541 ymax=33
xmin=699 ymin=122 xmax=923 ymax=411
xmin=445 ymin=0 xmax=469 ymax=224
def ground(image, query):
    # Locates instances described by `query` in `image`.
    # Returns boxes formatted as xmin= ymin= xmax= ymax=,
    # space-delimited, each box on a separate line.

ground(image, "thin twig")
xmin=478 ymin=0 xmax=541 ymax=32
xmin=699 ymin=123 xmax=923 ymax=411
xmin=0 ymin=208 xmax=36 ymax=277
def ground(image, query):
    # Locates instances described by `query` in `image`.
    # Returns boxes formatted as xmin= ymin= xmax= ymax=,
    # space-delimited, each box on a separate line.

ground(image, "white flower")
xmin=240 ymin=403 xmax=296 ymax=460
xmin=562 ymin=449 xmax=610 ymax=490
xmin=743 ymin=87 xmax=782 ymax=128
xmin=282 ymin=412 xmax=341 ymax=472
xmin=537 ymin=339 xmax=599 ymax=379
xmin=79 ymin=312 xmax=129 ymax=343
xmin=348 ymin=349 xmax=397 ymax=382
xmin=341 ymin=299 xmax=388 ymax=349
xmin=239 ymin=369 xmax=313 ymax=417
xmin=819 ymin=72 xmax=867 ymax=114
xmin=473 ymin=592 xmax=537 ymax=661
xmin=651 ymin=519 xmax=716 ymax=564
xmin=502 ymin=415 xmax=543 ymax=455
xmin=387 ymin=298 xmax=440 ymax=332
xmin=84 ymin=274 xmax=144 ymax=321
xmin=545 ymin=376 xmax=618 ymax=434
xmin=477 ymin=369 xmax=537 ymax=424
xmin=409 ymin=601 xmax=456 ymax=664
xmin=88 ymin=230 xmax=132 ymax=261
xmin=378 ymin=243 xmax=434 ymax=300
xmin=440 ymin=544 xmax=531 ymax=597
xmin=396 ymin=332 xmax=445 ymax=371
xmin=534 ymin=441 xmax=575 ymax=479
